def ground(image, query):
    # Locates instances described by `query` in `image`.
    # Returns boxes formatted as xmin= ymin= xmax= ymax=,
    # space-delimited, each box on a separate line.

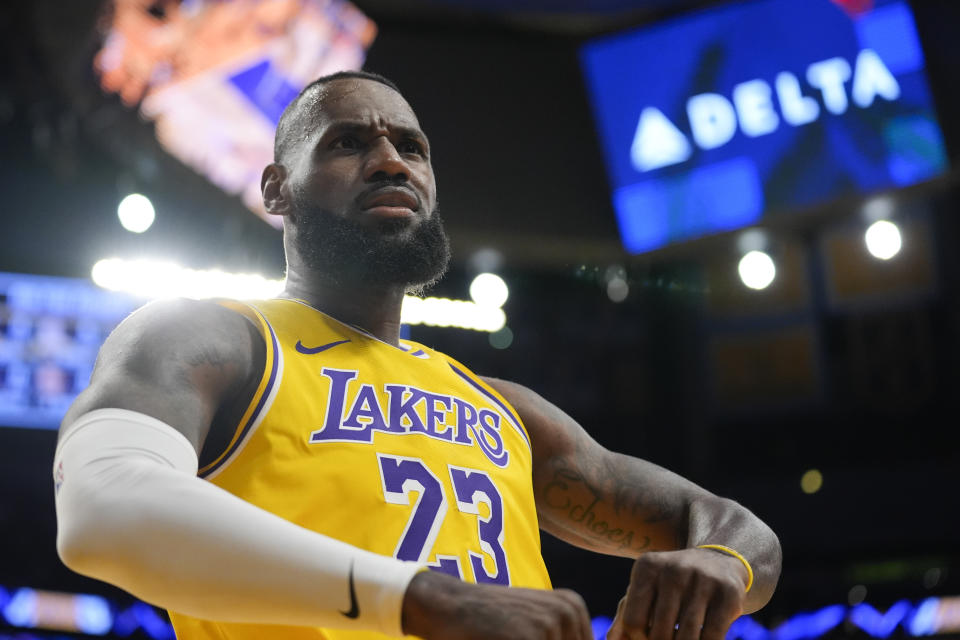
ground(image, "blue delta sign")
xmin=581 ymin=0 xmax=949 ymax=254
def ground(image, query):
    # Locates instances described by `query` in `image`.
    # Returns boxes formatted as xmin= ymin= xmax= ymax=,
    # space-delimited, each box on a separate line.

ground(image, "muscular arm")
xmin=55 ymin=299 xmax=427 ymax=634
xmin=483 ymin=377 xmax=781 ymax=614
xmin=61 ymin=297 xmax=261 ymax=451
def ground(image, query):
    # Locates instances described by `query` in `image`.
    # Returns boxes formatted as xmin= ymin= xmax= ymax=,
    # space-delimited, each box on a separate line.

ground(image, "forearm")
xmin=54 ymin=410 xmax=422 ymax=635
xmin=537 ymin=450 xmax=691 ymax=557
xmin=489 ymin=375 xmax=781 ymax=612
xmin=685 ymin=496 xmax=782 ymax=613
xmin=538 ymin=452 xmax=780 ymax=611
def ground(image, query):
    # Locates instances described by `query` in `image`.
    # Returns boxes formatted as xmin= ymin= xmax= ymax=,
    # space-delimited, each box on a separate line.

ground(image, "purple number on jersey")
xmin=377 ymin=454 xmax=447 ymax=562
xmin=449 ymin=466 xmax=510 ymax=586
xmin=377 ymin=455 xmax=510 ymax=584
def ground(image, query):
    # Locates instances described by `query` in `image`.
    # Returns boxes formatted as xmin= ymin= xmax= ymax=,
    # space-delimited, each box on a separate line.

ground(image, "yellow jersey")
xmin=168 ymin=298 xmax=551 ymax=640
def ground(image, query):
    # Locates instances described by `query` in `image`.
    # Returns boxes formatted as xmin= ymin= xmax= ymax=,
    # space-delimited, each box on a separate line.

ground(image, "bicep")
xmin=62 ymin=298 xmax=259 ymax=454
xmin=483 ymin=376 xmax=710 ymax=558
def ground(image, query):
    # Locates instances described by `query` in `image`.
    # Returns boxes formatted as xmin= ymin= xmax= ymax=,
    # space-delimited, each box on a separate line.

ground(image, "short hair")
xmin=273 ymin=70 xmax=402 ymax=163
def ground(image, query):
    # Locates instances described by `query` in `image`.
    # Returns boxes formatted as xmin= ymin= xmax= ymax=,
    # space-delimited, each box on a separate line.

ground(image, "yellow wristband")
xmin=696 ymin=544 xmax=754 ymax=593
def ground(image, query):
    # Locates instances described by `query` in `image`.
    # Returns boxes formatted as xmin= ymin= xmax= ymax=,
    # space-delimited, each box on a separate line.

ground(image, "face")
xmin=275 ymin=78 xmax=449 ymax=293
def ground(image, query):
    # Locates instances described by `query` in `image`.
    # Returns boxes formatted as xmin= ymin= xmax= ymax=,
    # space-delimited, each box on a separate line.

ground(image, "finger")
xmin=701 ymin=605 xmax=731 ymax=640
xmin=619 ymin=584 xmax=656 ymax=640
xmin=700 ymin=587 xmax=742 ymax=640
xmin=554 ymin=589 xmax=592 ymax=640
xmin=648 ymin=577 xmax=684 ymax=640
xmin=675 ymin=576 xmax=710 ymax=640
xmin=576 ymin=595 xmax=593 ymax=640
xmin=606 ymin=597 xmax=628 ymax=640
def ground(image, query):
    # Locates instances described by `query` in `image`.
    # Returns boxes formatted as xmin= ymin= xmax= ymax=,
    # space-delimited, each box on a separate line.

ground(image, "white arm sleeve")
xmin=53 ymin=409 xmax=425 ymax=636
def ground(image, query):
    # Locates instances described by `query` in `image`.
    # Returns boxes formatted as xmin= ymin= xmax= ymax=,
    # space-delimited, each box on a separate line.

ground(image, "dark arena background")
xmin=1 ymin=0 xmax=959 ymax=638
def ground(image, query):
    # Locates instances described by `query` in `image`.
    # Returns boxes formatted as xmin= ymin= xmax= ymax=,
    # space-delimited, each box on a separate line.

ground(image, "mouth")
xmin=359 ymin=187 xmax=420 ymax=219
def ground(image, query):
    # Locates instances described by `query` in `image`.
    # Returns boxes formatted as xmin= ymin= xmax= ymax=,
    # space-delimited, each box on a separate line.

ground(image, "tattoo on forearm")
xmin=542 ymin=463 xmax=657 ymax=552
xmin=609 ymin=470 xmax=678 ymax=525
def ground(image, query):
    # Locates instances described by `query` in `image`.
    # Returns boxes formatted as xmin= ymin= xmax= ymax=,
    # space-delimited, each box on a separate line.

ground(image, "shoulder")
xmin=479 ymin=376 xmax=530 ymax=397
xmin=479 ymin=377 xmax=583 ymax=458
xmin=61 ymin=298 xmax=265 ymax=448
xmin=479 ymin=377 xmax=553 ymax=421
xmin=96 ymin=298 xmax=259 ymax=371
xmin=120 ymin=297 xmax=257 ymax=340
xmin=480 ymin=376 xmax=573 ymax=425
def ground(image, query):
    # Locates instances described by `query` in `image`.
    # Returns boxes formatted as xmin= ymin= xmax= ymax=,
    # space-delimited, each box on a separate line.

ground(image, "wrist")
xmin=713 ymin=550 xmax=750 ymax=589
xmin=401 ymin=569 xmax=459 ymax=637
xmin=695 ymin=544 xmax=754 ymax=592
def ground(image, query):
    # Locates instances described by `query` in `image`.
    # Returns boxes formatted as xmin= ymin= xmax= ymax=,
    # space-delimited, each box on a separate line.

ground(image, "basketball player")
xmin=53 ymin=71 xmax=781 ymax=640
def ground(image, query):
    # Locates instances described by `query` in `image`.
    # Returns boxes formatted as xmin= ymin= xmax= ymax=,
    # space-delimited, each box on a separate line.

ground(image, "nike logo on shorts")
xmin=295 ymin=339 xmax=351 ymax=354
xmin=340 ymin=562 xmax=360 ymax=619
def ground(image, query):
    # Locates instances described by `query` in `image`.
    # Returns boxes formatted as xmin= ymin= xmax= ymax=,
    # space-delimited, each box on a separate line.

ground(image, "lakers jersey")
xmin=168 ymin=298 xmax=552 ymax=640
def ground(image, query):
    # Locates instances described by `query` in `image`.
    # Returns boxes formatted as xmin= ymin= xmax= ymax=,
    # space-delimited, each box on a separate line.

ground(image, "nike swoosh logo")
xmin=295 ymin=339 xmax=351 ymax=354
xmin=340 ymin=562 xmax=360 ymax=619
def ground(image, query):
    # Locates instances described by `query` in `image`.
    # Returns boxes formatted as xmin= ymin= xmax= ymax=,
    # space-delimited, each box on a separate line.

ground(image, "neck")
xmin=282 ymin=265 xmax=407 ymax=346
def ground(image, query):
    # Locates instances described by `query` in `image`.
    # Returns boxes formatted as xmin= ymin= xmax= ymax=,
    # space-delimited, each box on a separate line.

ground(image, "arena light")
xmin=864 ymin=220 xmax=902 ymax=260
xmin=736 ymin=228 xmax=769 ymax=254
xmin=469 ymin=273 xmax=509 ymax=308
xmin=801 ymin=469 xmax=824 ymax=494
xmin=862 ymin=195 xmax=895 ymax=222
xmin=488 ymin=326 xmax=514 ymax=349
xmin=1 ymin=586 xmax=112 ymax=635
xmin=3 ymin=583 xmax=959 ymax=640
xmin=604 ymin=265 xmax=629 ymax=303
xmin=738 ymin=250 xmax=776 ymax=290
xmin=90 ymin=258 xmax=505 ymax=332
xmin=91 ymin=258 xmax=284 ymax=300
xmin=117 ymin=194 xmax=155 ymax=233
xmin=401 ymin=296 xmax=506 ymax=332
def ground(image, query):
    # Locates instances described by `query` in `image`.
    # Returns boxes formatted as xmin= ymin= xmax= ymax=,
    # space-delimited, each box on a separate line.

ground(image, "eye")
xmin=398 ymin=139 xmax=426 ymax=156
xmin=331 ymin=135 xmax=361 ymax=150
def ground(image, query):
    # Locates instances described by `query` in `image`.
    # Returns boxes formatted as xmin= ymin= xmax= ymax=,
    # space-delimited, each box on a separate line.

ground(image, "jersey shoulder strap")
xmin=197 ymin=299 xmax=279 ymax=476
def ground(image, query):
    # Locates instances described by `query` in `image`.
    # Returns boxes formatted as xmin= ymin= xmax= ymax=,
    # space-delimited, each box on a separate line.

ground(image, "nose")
xmin=363 ymin=136 xmax=409 ymax=183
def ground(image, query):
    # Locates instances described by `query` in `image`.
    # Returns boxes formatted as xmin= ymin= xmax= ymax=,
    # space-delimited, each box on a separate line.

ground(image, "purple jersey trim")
xmin=200 ymin=315 xmax=282 ymax=479
xmin=398 ymin=343 xmax=430 ymax=359
xmin=448 ymin=363 xmax=531 ymax=450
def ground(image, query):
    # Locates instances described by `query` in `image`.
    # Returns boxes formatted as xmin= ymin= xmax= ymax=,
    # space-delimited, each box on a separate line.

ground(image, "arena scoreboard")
xmin=580 ymin=0 xmax=949 ymax=254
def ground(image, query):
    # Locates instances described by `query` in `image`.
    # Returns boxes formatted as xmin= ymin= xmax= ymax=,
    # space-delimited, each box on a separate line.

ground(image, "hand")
xmin=606 ymin=548 xmax=749 ymax=640
xmin=402 ymin=570 xmax=593 ymax=640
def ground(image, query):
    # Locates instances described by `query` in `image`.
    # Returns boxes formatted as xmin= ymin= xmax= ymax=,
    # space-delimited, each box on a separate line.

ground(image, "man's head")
xmin=263 ymin=71 xmax=449 ymax=295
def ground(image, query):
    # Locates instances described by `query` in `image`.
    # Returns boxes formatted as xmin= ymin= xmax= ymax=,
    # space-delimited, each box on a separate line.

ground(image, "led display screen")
xmin=580 ymin=0 xmax=949 ymax=254
xmin=95 ymin=0 xmax=376 ymax=225
xmin=0 ymin=272 xmax=137 ymax=430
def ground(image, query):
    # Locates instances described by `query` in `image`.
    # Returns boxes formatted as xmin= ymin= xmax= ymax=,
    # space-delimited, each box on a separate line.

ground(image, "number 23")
xmin=377 ymin=453 xmax=510 ymax=585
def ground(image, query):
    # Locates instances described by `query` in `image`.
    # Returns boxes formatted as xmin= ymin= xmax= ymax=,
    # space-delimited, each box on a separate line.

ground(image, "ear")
xmin=261 ymin=163 xmax=291 ymax=217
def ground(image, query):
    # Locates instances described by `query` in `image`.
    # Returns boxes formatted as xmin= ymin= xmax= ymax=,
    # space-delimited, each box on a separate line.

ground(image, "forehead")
xmin=309 ymin=79 xmax=423 ymax=133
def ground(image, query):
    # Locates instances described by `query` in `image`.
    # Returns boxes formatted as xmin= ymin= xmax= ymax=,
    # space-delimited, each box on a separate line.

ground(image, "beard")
xmin=287 ymin=190 xmax=451 ymax=296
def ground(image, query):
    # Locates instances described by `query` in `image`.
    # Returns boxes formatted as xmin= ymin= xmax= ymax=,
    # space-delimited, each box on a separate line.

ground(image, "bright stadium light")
xmin=864 ymin=220 xmax=902 ymax=260
xmin=91 ymin=258 xmax=283 ymax=300
xmin=469 ymin=273 xmax=509 ymax=308
xmin=117 ymin=194 xmax=155 ymax=233
xmin=738 ymin=250 xmax=776 ymax=290
xmin=401 ymin=296 xmax=506 ymax=332
xmin=91 ymin=258 xmax=506 ymax=332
